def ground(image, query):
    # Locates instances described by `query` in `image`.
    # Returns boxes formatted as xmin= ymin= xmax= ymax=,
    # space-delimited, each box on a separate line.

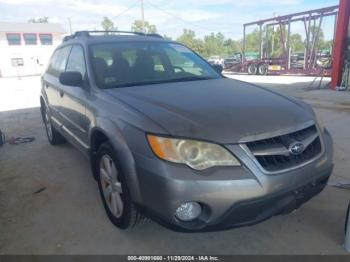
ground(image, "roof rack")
xmin=146 ymin=33 xmax=163 ymax=38
xmin=63 ymin=30 xmax=163 ymax=42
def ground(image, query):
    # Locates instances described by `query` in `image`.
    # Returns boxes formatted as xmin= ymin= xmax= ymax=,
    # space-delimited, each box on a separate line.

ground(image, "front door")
xmin=42 ymin=45 xmax=72 ymax=126
xmin=58 ymin=45 xmax=90 ymax=153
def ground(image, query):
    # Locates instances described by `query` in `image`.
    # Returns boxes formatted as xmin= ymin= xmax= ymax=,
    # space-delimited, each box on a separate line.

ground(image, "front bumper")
xmin=133 ymin=129 xmax=333 ymax=232
xmin=209 ymin=168 xmax=331 ymax=231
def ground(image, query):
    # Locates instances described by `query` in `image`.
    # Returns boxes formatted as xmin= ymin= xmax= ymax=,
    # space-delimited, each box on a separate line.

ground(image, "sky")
xmin=0 ymin=0 xmax=339 ymax=40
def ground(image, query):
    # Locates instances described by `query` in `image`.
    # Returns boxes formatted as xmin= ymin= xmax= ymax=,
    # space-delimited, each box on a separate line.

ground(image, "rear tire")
xmin=247 ymin=64 xmax=257 ymax=75
xmin=42 ymin=105 xmax=66 ymax=145
xmin=258 ymin=63 xmax=268 ymax=75
xmin=96 ymin=142 xmax=143 ymax=229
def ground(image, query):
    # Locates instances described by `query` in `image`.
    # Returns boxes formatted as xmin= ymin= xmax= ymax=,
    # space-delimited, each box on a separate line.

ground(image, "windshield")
xmin=90 ymin=42 xmax=221 ymax=88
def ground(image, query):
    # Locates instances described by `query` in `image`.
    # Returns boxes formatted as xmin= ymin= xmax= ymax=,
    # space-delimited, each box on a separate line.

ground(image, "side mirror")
xmin=212 ymin=64 xmax=223 ymax=74
xmin=59 ymin=71 xmax=83 ymax=86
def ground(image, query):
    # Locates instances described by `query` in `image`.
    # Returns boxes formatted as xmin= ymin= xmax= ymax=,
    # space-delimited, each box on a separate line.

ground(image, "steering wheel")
xmin=173 ymin=66 xmax=185 ymax=73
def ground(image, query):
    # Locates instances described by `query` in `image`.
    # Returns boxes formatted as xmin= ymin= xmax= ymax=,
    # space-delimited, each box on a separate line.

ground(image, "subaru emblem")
xmin=289 ymin=142 xmax=305 ymax=155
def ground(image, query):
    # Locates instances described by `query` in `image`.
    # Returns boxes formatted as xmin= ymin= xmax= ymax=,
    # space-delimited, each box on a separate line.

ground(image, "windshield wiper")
xmin=165 ymin=76 xmax=215 ymax=83
xmin=105 ymin=76 xmax=217 ymax=89
xmin=107 ymin=80 xmax=173 ymax=88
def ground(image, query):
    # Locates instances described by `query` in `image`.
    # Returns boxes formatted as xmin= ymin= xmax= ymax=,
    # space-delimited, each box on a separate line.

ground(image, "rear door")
xmin=58 ymin=44 xmax=90 ymax=152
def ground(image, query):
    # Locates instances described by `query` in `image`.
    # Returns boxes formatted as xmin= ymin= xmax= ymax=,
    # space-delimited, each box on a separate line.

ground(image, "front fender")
xmin=89 ymin=117 xmax=143 ymax=205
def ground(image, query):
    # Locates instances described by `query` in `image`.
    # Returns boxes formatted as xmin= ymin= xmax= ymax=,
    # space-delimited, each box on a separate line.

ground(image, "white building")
xmin=0 ymin=22 xmax=65 ymax=77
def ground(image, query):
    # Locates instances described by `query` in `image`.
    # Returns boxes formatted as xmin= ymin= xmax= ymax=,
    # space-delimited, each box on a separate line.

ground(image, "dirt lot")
xmin=1 ymin=75 xmax=350 ymax=254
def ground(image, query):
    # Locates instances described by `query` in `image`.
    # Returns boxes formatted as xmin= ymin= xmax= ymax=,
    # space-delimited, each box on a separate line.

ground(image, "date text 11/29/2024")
xmin=127 ymin=256 xmax=219 ymax=261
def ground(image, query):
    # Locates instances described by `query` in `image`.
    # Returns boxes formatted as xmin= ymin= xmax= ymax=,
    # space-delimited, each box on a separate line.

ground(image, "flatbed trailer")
xmin=226 ymin=5 xmax=339 ymax=76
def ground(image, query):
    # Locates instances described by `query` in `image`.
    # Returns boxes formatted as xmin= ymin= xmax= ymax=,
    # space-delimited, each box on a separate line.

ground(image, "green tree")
xmin=266 ymin=26 xmax=288 ymax=57
xmin=319 ymin=39 xmax=333 ymax=52
xmin=177 ymin=30 xmax=241 ymax=58
xmin=176 ymin=29 xmax=204 ymax=55
xmin=245 ymin=29 xmax=260 ymax=53
xmin=203 ymin=32 xmax=225 ymax=57
xmin=290 ymin=33 xmax=304 ymax=52
xmin=308 ymin=25 xmax=326 ymax=50
xmin=223 ymin=38 xmax=242 ymax=55
xmin=28 ymin=17 xmax=49 ymax=23
xmin=101 ymin=17 xmax=117 ymax=31
xmin=131 ymin=20 xmax=157 ymax=33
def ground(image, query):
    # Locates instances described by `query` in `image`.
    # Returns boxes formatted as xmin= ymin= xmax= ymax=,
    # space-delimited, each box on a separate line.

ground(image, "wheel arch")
xmin=40 ymin=96 xmax=46 ymax=119
xmin=89 ymin=118 xmax=143 ymax=204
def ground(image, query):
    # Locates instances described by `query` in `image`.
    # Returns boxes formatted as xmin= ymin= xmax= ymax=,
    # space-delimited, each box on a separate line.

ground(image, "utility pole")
xmin=141 ymin=0 xmax=145 ymax=33
xmin=68 ymin=17 xmax=72 ymax=34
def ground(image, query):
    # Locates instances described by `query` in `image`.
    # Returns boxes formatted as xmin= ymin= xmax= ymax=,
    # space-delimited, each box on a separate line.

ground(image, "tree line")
xmin=174 ymin=27 xmax=333 ymax=58
xmin=101 ymin=16 xmax=242 ymax=58
xmin=28 ymin=16 xmax=333 ymax=59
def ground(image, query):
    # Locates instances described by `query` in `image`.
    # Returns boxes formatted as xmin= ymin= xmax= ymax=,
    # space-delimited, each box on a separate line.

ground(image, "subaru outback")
xmin=40 ymin=31 xmax=333 ymax=231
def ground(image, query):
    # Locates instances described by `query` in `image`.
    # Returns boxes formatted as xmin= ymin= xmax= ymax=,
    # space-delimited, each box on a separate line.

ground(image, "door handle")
xmin=59 ymin=91 xmax=64 ymax=97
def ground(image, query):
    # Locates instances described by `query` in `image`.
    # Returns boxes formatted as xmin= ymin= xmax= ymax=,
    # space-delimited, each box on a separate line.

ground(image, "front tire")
xmin=96 ymin=142 xmax=143 ymax=229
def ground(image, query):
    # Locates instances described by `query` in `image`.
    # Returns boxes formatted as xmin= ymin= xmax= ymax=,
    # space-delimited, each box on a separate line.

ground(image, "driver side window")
xmin=66 ymin=45 xmax=86 ymax=77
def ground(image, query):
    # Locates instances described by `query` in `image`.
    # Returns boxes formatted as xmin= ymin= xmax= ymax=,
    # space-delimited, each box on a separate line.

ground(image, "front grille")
xmin=246 ymin=125 xmax=322 ymax=172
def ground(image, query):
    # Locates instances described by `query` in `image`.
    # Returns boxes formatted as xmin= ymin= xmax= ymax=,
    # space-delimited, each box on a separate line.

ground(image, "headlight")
xmin=147 ymin=135 xmax=240 ymax=170
xmin=314 ymin=110 xmax=325 ymax=132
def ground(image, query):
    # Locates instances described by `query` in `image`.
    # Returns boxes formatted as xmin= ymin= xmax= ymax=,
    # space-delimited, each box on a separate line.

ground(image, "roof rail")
xmin=147 ymin=33 xmax=164 ymax=38
xmin=76 ymin=30 xmax=145 ymax=36
xmin=63 ymin=30 xmax=163 ymax=42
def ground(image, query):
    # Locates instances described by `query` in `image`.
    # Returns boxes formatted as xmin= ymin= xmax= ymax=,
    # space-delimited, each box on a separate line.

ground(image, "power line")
xmin=110 ymin=0 xmax=139 ymax=20
xmin=86 ymin=1 xmax=138 ymax=31
xmin=144 ymin=0 xmax=209 ymax=32
xmin=144 ymin=0 xmax=238 ymax=37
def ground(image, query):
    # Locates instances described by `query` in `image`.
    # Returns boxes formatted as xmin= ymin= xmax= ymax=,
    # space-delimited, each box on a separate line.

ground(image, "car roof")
xmin=84 ymin=35 xmax=168 ymax=44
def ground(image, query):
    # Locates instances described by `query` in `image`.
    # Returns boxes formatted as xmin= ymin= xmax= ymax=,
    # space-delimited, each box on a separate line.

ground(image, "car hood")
xmin=106 ymin=78 xmax=314 ymax=144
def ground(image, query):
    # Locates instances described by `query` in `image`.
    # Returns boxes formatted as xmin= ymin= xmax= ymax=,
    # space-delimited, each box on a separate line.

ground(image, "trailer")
xmin=226 ymin=5 xmax=339 ymax=76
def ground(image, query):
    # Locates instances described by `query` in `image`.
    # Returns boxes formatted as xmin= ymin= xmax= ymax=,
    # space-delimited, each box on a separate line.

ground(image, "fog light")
xmin=175 ymin=202 xmax=202 ymax=221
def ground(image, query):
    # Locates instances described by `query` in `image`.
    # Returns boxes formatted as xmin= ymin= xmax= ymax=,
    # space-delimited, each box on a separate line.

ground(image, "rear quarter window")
xmin=47 ymin=46 xmax=72 ymax=77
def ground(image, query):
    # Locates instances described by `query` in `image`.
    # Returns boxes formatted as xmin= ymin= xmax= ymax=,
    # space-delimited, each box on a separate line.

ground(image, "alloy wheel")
xmin=100 ymin=155 xmax=124 ymax=218
xmin=44 ymin=110 xmax=53 ymax=141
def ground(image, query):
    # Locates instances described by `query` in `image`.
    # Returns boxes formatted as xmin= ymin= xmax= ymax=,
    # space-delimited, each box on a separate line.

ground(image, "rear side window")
xmin=47 ymin=51 xmax=59 ymax=75
xmin=47 ymin=46 xmax=71 ymax=77
xmin=66 ymin=45 xmax=86 ymax=76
